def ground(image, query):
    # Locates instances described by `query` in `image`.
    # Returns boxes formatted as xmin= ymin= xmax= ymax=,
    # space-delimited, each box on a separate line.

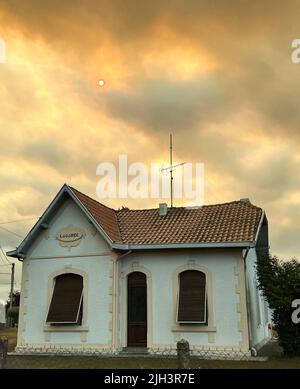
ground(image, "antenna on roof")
xmin=160 ymin=134 xmax=185 ymax=208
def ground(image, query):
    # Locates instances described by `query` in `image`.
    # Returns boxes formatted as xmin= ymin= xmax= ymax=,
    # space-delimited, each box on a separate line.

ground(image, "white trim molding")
xmin=120 ymin=264 xmax=153 ymax=349
xmin=43 ymin=325 xmax=89 ymax=332
xmin=44 ymin=267 xmax=89 ymax=342
xmin=234 ymin=252 xmax=250 ymax=351
xmin=172 ymin=263 xmax=216 ymax=343
xmin=17 ymin=259 xmax=30 ymax=347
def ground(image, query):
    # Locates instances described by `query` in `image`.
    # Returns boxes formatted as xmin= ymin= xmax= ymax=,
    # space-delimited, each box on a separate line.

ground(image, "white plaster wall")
xmin=119 ymin=249 xmax=243 ymax=349
xmin=20 ymin=199 xmax=113 ymax=347
xmin=245 ymin=248 xmax=271 ymax=348
xmin=29 ymin=199 xmax=109 ymax=258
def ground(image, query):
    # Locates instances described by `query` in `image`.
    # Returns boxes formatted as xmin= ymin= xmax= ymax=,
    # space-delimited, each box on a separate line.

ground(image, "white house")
xmin=7 ymin=184 xmax=271 ymax=356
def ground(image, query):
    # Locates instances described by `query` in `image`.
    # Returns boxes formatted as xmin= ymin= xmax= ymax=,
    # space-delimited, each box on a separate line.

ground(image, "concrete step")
xmin=120 ymin=347 xmax=149 ymax=355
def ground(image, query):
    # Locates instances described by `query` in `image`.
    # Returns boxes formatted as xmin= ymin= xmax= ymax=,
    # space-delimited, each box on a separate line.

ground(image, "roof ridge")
xmin=116 ymin=199 xmax=261 ymax=212
xmin=68 ymin=185 xmax=117 ymax=212
xmin=69 ymin=185 xmax=262 ymax=214
xmin=115 ymin=209 xmax=126 ymax=243
xmin=69 ymin=186 xmax=262 ymax=212
xmin=68 ymin=185 xmax=123 ymax=243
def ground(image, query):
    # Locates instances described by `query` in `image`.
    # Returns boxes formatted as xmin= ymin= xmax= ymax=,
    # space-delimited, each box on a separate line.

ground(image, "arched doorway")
xmin=127 ymin=272 xmax=147 ymax=347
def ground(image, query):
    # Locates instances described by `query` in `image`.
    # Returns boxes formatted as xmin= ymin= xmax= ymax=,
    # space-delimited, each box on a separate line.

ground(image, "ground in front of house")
xmin=1 ymin=328 xmax=300 ymax=369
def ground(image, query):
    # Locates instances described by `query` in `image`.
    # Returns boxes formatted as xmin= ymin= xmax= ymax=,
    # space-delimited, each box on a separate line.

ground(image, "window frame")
xmin=46 ymin=273 xmax=84 ymax=325
xmin=44 ymin=269 xmax=88 ymax=333
xmin=176 ymin=270 xmax=207 ymax=324
xmin=172 ymin=264 xmax=216 ymax=335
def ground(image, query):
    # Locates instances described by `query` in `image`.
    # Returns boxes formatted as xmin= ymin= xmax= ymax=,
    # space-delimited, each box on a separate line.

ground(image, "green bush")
xmin=256 ymin=253 xmax=300 ymax=356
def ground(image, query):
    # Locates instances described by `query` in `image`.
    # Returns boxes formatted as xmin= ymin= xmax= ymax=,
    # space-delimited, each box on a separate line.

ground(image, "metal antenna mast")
xmin=170 ymin=134 xmax=173 ymax=208
xmin=161 ymin=134 xmax=185 ymax=208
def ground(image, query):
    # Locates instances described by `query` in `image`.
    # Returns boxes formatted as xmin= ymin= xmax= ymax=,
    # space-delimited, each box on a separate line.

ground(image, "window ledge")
xmin=43 ymin=325 xmax=89 ymax=332
xmin=172 ymin=325 xmax=216 ymax=333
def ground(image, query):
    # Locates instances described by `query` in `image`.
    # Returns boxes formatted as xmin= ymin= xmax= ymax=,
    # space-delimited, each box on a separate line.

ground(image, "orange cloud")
xmin=1 ymin=0 xmax=300 ymax=273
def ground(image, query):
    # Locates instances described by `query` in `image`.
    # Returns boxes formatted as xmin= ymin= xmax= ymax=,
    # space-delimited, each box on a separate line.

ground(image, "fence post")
xmin=177 ymin=339 xmax=190 ymax=369
xmin=0 ymin=337 xmax=8 ymax=369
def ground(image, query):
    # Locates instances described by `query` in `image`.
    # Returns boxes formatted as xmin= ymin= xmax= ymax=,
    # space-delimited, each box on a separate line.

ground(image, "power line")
xmin=0 ymin=244 xmax=11 ymax=265
xmin=0 ymin=217 xmax=36 ymax=225
xmin=0 ymin=254 xmax=6 ymax=266
xmin=0 ymin=226 xmax=24 ymax=238
xmin=0 ymin=244 xmax=11 ymax=264
xmin=0 ymin=250 xmax=8 ymax=266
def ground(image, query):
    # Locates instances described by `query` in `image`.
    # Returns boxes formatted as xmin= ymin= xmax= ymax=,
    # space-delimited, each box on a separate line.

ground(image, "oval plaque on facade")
xmin=56 ymin=225 xmax=86 ymax=247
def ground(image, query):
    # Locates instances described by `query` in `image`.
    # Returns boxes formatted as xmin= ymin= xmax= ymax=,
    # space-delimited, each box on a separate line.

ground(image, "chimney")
xmin=240 ymin=198 xmax=250 ymax=203
xmin=159 ymin=203 xmax=168 ymax=217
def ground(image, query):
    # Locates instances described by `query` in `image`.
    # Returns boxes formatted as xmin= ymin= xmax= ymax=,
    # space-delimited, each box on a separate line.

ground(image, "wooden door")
xmin=127 ymin=272 xmax=147 ymax=347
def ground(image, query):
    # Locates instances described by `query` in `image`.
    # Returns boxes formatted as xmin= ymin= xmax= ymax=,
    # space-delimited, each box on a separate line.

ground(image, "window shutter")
xmin=178 ymin=270 xmax=206 ymax=323
xmin=46 ymin=273 xmax=83 ymax=324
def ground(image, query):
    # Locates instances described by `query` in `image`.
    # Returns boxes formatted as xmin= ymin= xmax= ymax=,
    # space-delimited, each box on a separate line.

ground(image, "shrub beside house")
xmin=257 ymin=253 xmax=300 ymax=356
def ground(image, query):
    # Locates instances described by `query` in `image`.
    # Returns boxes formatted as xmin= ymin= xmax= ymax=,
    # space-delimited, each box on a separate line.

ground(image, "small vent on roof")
xmin=120 ymin=206 xmax=130 ymax=211
xmin=159 ymin=203 xmax=168 ymax=217
xmin=240 ymin=198 xmax=251 ymax=203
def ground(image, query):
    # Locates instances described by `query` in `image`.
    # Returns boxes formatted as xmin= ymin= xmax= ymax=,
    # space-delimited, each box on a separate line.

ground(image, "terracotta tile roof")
xmin=70 ymin=187 xmax=262 ymax=246
xmin=116 ymin=202 xmax=262 ymax=244
xmin=70 ymin=187 xmax=121 ymax=242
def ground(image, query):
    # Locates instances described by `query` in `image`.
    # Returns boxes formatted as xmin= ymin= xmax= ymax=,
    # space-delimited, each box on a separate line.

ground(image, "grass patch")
xmin=3 ymin=355 xmax=300 ymax=369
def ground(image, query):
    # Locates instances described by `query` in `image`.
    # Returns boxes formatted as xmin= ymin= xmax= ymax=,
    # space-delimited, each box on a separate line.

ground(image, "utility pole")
xmin=9 ymin=263 xmax=15 ymax=309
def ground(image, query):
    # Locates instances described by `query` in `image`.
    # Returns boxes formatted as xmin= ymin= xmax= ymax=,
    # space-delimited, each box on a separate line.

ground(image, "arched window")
xmin=46 ymin=273 xmax=83 ymax=325
xmin=177 ymin=270 xmax=206 ymax=323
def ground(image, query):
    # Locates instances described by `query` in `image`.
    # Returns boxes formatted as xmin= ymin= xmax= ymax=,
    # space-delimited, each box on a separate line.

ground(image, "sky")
xmin=1 ymin=0 xmax=300 ymax=301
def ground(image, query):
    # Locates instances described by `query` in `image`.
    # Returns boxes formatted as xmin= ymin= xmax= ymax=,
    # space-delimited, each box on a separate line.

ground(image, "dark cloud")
xmin=3 ymin=0 xmax=300 ymax=141
xmin=1 ymin=0 xmax=299 ymax=65
xmin=100 ymin=76 xmax=237 ymax=132
xmin=22 ymin=139 xmax=69 ymax=169
xmin=268 ymin=202 xmax=300 ymax=259
xmin=1 ymin=0 xmax=300 ymax=261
